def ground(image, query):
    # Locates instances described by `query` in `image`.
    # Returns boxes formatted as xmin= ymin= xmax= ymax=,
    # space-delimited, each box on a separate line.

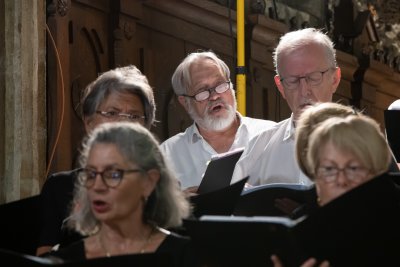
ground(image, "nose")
xmin=299 ymin=78 xmax=312 ymax=96
xmin=208 ymin=88 xmax=220 ymax=101
xmin=92 ymin=174 xmax=108 ymax=190
xmin=335 ymin=169 xmax=349 ymax=187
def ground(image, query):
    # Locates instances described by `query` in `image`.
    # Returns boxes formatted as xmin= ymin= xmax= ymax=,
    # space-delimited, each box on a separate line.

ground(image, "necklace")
xmin=98 ymin=226 xmax=156 ymax=257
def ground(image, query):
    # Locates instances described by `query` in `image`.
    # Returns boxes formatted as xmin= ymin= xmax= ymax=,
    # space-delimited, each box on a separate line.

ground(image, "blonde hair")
xmin=305 ymin=115 xmax=391 ymax=180
xmin=296 ymin=102 xmax=356 ymax=177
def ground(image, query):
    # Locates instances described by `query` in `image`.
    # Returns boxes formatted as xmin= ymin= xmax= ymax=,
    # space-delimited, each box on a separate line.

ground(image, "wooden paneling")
xmin=45 ymin=0 xmax=400 ymax=176
xmin=47 ymin=0 xmax=111 ymax=173
xmin=141 ymin=4 xmax=234 ymax=57
xmin=249 ymin=15 xmax=288 ymax=121
xmin=363 ymin=59 xmax=400 ymax=128
xmin=69 ymin=2 xmax=110 ymax=162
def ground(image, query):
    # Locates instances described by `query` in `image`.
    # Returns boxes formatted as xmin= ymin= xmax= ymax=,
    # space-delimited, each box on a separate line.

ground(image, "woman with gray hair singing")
xmin=49 ymin=122 xmax=193 ymax=266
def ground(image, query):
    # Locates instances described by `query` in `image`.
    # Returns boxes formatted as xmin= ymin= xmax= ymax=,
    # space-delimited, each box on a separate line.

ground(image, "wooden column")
xmin=0 ymin=0 xmax=46 ymax=203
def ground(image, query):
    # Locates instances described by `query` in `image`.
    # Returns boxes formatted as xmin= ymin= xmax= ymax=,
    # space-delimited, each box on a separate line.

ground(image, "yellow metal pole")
xmin=236 ymin=0 xmax=246 ymax=115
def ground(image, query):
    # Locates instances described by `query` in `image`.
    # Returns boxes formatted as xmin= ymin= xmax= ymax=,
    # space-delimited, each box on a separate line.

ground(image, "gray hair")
xmin=273 ymin=28 xmax=337 ymax=75
xmin=82 ymin=65 xmax=156 ymax=129
xmin=171 ymin=51 xmax=231 ymax=95
xmin=68 ymin=122 xmax=190 ymax=235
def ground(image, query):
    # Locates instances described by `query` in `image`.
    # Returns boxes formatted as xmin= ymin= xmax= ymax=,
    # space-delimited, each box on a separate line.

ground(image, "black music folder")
xmin=234 ymin=183 xmax=318 ymax=218
xmin=0 ymin=195 xmax=40 ymax=255
xmin=197 ymin=148 xmax=244 ymax=195
xmin=190 ymin=177 xmax=248 ymax=218
xmin=185 ymin=173 xmax=400 ymax=267
xmin=0 ymin=248 xmax=57 ymax=266
xmin=184 ymin=215 xmax=306 ymax=267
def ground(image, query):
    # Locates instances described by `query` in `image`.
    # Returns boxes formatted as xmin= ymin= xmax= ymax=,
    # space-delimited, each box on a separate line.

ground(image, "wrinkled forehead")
xmin=188 ymin=59 xmax=226 ymax=88
xmin=277 ymin=43 xmax=330 ymax=75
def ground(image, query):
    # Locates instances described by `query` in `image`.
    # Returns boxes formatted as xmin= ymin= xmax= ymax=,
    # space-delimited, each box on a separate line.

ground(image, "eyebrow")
xmin=102 ymin=106 xmax=143 ymax=113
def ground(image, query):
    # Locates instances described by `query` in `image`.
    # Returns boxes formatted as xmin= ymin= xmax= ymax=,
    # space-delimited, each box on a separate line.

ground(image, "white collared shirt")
xmin=160 ymin=114 xmax=276 ymax=189
xmin=231 ymin=114 xmax=313 ymax=186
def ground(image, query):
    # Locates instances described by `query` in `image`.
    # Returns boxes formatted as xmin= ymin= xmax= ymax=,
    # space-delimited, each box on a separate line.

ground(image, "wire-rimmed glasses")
xmin=180 ymin=81 xmax=231 ymax=102
xmin=316 ymin=165 xmax=370 ymax=184
xmin=96 ymin=110 xmax=145 ymax=122
xmin=279 ymin=68 xmax=334 ymax=90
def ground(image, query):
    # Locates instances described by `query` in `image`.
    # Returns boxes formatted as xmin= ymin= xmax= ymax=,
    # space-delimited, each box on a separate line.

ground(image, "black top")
xmin=50 ymin=232 xmax=196 ymax=267
xmin=38 ymin=169 xmax=83 ymax=248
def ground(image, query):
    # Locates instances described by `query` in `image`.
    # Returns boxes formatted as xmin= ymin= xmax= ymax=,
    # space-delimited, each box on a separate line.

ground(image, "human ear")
xmin=331 ymin=67 xmax=341 ymax=94
xmin=177 ymin=95 xmax=190 ymax=112
xmin=274 ymin=75 xmax=287 ymax=100
xmin=83 ymin=116 xmax=94 ymax=133
xmin=143 ymin=169 xmax=160 ymax=198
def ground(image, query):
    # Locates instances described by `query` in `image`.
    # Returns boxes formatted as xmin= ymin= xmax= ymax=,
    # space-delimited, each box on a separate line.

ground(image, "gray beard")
xmin=187 ymin=99 xmax=237 ymax=132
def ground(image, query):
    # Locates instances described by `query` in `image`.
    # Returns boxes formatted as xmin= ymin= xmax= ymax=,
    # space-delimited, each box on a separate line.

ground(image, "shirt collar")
xmin=283 ymin=114 xmax=296 ymax=141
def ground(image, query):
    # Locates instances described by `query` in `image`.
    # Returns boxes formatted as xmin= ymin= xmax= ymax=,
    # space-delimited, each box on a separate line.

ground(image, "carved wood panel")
xmin=47 ymin=0 xmax=110 ymax=173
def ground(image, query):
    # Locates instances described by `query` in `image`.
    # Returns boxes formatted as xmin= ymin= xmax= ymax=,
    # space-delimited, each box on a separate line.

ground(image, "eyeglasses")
xmin=78 ymin=168 xmax=143 ymax=188
xmin=279 ymin=68 xmax=334 ymax=90
xmin=96 ymin=111 xmax=145 ymax=122
xmin=180 ymin=81 xmax=231 ymax=102
xmin=316 ymin=165 xmax=370 ymax=184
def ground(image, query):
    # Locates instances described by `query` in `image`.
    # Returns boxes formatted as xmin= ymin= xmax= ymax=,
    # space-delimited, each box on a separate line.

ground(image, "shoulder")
xmin=241 ymin=116 xmax=276 ymax=128
xmin=160 ymin=125 xmax=196 ymax=151
xmin=40 ymin=169 xmax=79 ymax=201
xmin=242 ymin=118 xmax=290 ymax=154
xmin=250 ymin=118 xmax=287 ymax=140
xmin=157 ymin=231 xmax=199 ymax=267
xmin=256 ymin=118 xmax=290 ymax=136
xmin=239 ymin=116 xmax=277 ymax=139
xmin=47 ymin=239 xmax=85 ymax=261
xmin=158 ymin=231 xmax=190 ymax=252
xmin=161 ymin=132 xmax=187 ymax=147
xmin=42 ymin=169 xmax=79 ymax=189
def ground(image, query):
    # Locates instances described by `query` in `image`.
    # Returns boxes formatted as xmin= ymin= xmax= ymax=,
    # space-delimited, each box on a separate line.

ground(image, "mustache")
xmin=300 ymin=99 xmax=314 ymax=108
xmin=205 ymin=99 xmax=228 ymax=111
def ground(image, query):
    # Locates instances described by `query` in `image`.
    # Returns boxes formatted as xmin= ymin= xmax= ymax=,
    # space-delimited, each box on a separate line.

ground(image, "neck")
xmin=198 ymin=116 xmax=239 ymax=153
xmin=97 ymin=223 xmax=156 ymax=257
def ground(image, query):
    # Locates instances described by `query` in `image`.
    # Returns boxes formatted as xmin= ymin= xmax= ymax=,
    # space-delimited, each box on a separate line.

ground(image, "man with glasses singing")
xmin=231 ymin=28 xmax=342 ymax=186
xmin=160 ymin=51 xmax=276 ymax=193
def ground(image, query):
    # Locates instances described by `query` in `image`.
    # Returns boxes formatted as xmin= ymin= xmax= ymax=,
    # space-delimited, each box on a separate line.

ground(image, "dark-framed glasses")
xmin=180 ymin=81 xmax=231 ymax=102
xmin=316 ymin=165 xmax=370 ymax=183
xmin=78 ymin=167 xmax=143 ymax=188
xmin=96 ymin=110 xmax=145 ymax=122
xmin=279 ymin=68 xmax=334 ymax=90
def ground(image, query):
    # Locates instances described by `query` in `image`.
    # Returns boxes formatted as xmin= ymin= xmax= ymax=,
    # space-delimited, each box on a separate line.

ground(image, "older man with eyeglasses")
xmin=160 ymin=51 xmax=276 ymax=193
xmin=231 ymin=28 xmax=342 ymax=186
